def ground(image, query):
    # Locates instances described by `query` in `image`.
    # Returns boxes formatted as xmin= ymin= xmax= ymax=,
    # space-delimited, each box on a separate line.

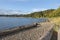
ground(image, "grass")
xmin=50 ymin=17 xmax=60 ymax=32
xmin=50 ymin=17 xmax=60 ymax=40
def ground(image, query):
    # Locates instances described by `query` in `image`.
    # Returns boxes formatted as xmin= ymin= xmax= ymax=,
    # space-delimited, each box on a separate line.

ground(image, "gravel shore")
xmin=0 ymin=22 xmax=54 ymax=40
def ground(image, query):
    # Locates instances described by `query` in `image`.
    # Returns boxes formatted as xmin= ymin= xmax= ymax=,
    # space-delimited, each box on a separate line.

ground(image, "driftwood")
xmin=0 ymin=23 xmax=39 ymax=37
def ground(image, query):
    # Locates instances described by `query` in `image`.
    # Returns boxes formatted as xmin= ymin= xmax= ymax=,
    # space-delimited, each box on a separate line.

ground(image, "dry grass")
xmin=50 ymin=17 xmax=60 ymax=24
xmin=50 ymin=17 xmax=60 ymax=31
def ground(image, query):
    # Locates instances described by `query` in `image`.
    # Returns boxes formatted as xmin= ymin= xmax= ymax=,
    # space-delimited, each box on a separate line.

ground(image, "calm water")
xmin=0 ymin=17 xmax=48 ymax=30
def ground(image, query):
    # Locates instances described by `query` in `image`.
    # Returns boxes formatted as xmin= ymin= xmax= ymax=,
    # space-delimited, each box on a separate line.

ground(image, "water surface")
xmin=0 ymin=17 xmax=48 ymax=30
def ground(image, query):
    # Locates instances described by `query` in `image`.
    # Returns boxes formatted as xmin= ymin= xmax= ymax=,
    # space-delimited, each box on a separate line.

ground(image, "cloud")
xmin=32 ymin=8 xmax=47 ymax=12
xmin=0 ymin=9 xmax=26 ymax=15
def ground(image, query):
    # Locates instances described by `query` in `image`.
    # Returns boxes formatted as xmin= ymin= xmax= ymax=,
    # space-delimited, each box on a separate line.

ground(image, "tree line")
xmin=0 ymin=7 xmax=60 ymax=18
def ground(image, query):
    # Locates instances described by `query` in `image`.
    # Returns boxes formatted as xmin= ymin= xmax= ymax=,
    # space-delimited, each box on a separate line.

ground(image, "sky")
xmin=0 ymin=0 xmax=60 ymax=14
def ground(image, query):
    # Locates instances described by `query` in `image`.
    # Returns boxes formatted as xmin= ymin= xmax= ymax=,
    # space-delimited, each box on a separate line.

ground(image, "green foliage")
xmin=49 ymin=7 xmax=60 ymax=17
xmin=0 ymin=7 xmax=60 ymax=18
xmin=25 ymin=7 xmax=60 ymax=18
xmin=26 ymin=9 xmax=55 ymax=18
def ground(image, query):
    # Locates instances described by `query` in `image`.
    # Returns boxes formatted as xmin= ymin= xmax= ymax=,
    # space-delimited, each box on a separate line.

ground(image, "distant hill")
xmin=25 ymin=9 xmax=55 ymax=18
xmin=26 ymin=7 xmax=60 ymax=18
xmin=0 ymin=7 xmax=60 ymax=18
xmin=49 ymin=7 xmax=60 ymax=17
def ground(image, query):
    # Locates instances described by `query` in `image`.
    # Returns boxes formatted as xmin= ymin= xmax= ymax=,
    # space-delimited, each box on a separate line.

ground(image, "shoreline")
xmin=0 ymin=18 xmax=50 ymax=37
xmin=0 ymin=23 xmax=39 ymax=36
xmin=0 ymin=21 xmax=54 ymax=40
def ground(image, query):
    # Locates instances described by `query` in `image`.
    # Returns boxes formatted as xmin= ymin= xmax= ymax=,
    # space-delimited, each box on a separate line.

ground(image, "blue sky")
xmin=0 ymin=0 xmax=60 ymax=13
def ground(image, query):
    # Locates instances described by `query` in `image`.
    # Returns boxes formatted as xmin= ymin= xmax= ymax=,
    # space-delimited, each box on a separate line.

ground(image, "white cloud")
xmin=32 ymin=8 xmax=47 ymax=12
xmin=0 ymin=9 xmax=26 ymax=15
